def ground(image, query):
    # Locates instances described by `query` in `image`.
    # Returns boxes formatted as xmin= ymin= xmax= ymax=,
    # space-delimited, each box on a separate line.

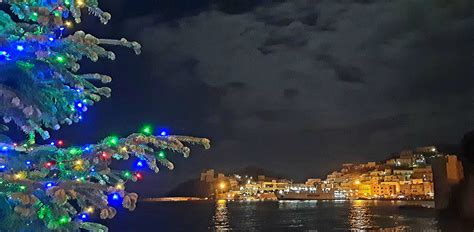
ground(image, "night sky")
xmin=36 ymin=0 xmax=473 ymax=196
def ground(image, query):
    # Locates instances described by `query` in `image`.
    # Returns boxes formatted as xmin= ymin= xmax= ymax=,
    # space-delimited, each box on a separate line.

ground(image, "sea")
xmin=103 ymin=200 xmax=470 ymax=231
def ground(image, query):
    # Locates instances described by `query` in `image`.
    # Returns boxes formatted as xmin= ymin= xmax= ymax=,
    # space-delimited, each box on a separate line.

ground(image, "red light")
xmin=57 ymin=140 xmax=64 ymax=146
xmin=135 ymin=172 xmax=143 ymax=180
xmin=44 ymin=161 xmax=55 ymax=168
xmin=101 ymin=152 xmax=109 ymax=159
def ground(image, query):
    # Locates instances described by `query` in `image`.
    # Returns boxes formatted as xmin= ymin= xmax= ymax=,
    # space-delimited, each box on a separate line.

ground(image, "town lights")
xmin=219 ymin=182 xmax=226 ymax=189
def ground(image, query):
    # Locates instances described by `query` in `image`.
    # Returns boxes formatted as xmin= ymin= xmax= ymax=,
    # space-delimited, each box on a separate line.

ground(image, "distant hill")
xmin=165 ymin=166 xmax=282 ymax=197
xmin=232 ymin=165 xmax=283 ymax=179
xmin=165 ymin=178 xmax=211 ymax=197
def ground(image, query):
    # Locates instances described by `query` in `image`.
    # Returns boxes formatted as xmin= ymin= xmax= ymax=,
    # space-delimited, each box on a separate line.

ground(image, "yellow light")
xmin=76 ymin=0 xmax=85 ymax=7
xmin=354 ymin=180 xmax=361 ymax=185
xmin=120 ymin=146 xmax=128 ymax=152
xmin=219 ymin=182 xmax=225 ymax=189
xmin=85 ymin=207 xmax=94 ymax=213
xmin=64 ymin=21 xmax=73 ymax=28
xmin=115 ymin=183 xmax=125 ymax=190
xmin=14 ymin=171 xmax=27 ymax=180
xmin=75 ymin=159 xmax=83 ymax=166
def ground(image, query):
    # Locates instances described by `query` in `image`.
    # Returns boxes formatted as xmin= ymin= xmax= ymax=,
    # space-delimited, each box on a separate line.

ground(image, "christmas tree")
xmin=0 ymin=1 xmax=210 ymax=231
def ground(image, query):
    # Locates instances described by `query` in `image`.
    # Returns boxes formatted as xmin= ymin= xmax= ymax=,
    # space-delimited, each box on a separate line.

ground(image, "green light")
xmin=69 ymin=147 xmax=82 ymax=155
xmin=58 ymin=215 xmax=70 ymax=225
xmin=107 ymin=136 xmax=119 ymax=146
xmin=140 ymin=125 xmax=153 ymax=135
xmin=158 ymin=151 xmax=166 ymax=159
xmin=19 ymin=185 xmax=26 ymax=191
xmin=56 ymin=56 xmax=65 ymax=63
xmin=123 ymin=171 xmax=132 ymax=178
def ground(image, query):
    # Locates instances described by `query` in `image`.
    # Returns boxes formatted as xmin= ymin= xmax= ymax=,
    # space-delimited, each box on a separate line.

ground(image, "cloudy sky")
xmin=52 ymin=0 xmax=473 ymax=196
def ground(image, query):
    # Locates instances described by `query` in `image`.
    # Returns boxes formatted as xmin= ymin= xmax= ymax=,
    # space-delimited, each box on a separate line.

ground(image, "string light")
xmin=123 ymin=171 xmax=132 ymax=179
xmin=76 ymin=0 xmax=85 ymax=7
xmin=58 ymin=215 xmax=70 ymax=225
xmin=16 ymin=45 xmax=24 ymax=51
xmin=115 ymin=183 xmax=124 ymax=190
xmin=57 ymin=140 xmax=64 ymax=146
xmin=109 ymin=193 xmax=121 ymax=202
xmin=135 ymin=172 xmax=143 ymax=180
xmin=56 ymin=56 xmax=65 ymax=63
xmin=14 ymin=171 xmax=27 ymax=180
xmin=45 ymin=182 xmax=55 ymax=188
xmin=79 ymin=213 xmax=89 ymax=221
xmin=101 ymin=152 xmax=109 ymax=159
xmin=85 ymin=206 xmax=94 ymax=214
xmin=160 ymin=130 xmax=167 ymax=136
xmin=140 ymin=125 xmax=153 ymax=135
xmin=158 ymin=151 xmax=166 ymax=159
xmin=107 ymin=136 xmax=119 ymax=146
xmin=64 ymin=21 xmax=73 ymax=28
xmin=44 ymin=161 xmax=54 ymax=168
xmin=136 ymin=160 xmax=144 ymax=167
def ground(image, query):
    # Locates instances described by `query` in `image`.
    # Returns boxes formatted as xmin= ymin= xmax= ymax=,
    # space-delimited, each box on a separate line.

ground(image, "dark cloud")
xmin=110 ymin=0 xmax=474 ymax=193
xmin=227 ymin=81 xmax=247 ymax=89
xmin=334 ymin=65 xmax=366 ymax=84
xmin=283 ymin=88 xmax=299 ymax=98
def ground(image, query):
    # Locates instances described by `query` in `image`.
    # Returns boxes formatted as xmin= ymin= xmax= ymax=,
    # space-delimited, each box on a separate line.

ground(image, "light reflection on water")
xmin=209 ymin=200 xmax=439 ymax=231
xmin=212 ymin=200 xmax=231 ymax=231
xmin=348 ymin=200 xmax=375 ymax=230
xmin=106 ymin=200 xmax=449 ymax=231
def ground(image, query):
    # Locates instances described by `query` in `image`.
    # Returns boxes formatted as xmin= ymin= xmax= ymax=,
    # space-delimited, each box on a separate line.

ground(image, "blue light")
xmin=59 ymin=26 xmax=65 ymax=31
xmin=109 ymin=193 xmax=121 ymax=203
xmin=45 ymin=182 xmax=55 ymax=188
xmin=78 ymin=115 xmax=83 ymax=120
xmin=16 ymin=45 xmax=24 ymax=51
xmin=50 ymin=142 xmax=55 ymax=146
xmin=76 ymin=102 xmax=83 ymax=108
xmin=136 ymin=160 xmax=144 ymax=167
xmin=1 ymin=146 xmax=8 ymax=151
xmin=25 ymin=161 xmax=31 ymax=165
xmin=0 ymin=165 xmax=6 ymax=170
xmin=160 ymin=130 xmax=167 ymax=136
xmin=0 ymin=51 xmax=8 ymax=56
xmin=90 ymin=167 xmax=96 ymax=172
xmin=79 ymin=213 xmax=89 ymax=220
xmin=48 ymin=37 xmax=54 ymax=42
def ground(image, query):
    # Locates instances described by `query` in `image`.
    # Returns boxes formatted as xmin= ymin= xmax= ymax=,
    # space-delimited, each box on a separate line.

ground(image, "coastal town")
xmin=200 ymin=146 xmax=464 ymax=201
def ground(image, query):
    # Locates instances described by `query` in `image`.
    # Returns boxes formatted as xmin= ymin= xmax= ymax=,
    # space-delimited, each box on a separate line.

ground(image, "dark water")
xmin=103 ymin=200 xmax=457 ymax=231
